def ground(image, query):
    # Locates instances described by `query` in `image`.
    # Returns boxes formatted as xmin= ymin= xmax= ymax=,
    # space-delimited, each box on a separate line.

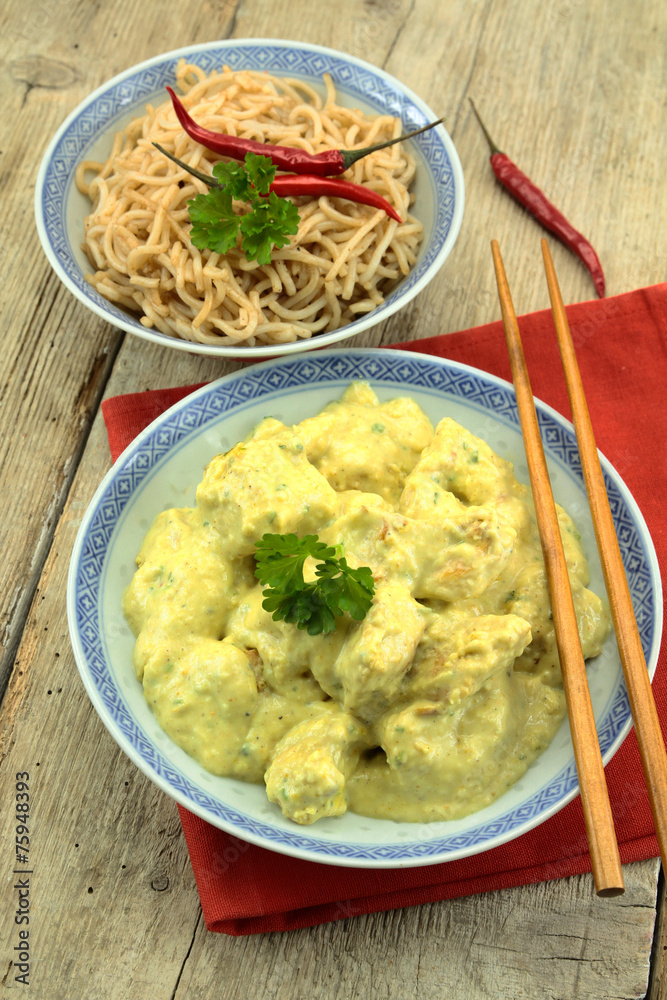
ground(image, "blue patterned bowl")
xmin=36 ymin=40 xmax=463 ymax=358
xmin=67 ymin=350 xmax=661 ymax=866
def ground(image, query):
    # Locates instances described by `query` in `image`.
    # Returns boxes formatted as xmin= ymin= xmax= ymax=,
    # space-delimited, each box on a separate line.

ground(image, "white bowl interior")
xmin=68 ymin=350 xmax=662 ymax=867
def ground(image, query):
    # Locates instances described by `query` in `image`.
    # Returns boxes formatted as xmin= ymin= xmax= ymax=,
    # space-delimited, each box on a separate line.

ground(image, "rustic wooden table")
xmin=1 ymin=1 xmax=665 ymax=997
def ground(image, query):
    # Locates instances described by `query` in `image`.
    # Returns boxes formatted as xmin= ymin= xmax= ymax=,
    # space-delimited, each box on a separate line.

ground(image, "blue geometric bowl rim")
xmin=35 ymin=39 xmax=465 ymax=360
xmin=67 ymin=348 xmax=662 ymax=867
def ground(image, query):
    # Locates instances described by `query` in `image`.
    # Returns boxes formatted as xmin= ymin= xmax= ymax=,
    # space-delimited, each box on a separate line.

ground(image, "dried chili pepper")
xmin=470 ymin=99 xmax=605 ymax=297
xmin=269 ymin=174 xmax=401 ymax=222
xmin=154 ymin=142 xmax=402 ymax=223
xmin=167 ymin=86 xmax=442 ymax=178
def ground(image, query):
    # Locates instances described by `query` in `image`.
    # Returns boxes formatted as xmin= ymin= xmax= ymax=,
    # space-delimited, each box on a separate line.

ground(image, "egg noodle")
xmin=75 ymin=60 xmax=424 ymax=346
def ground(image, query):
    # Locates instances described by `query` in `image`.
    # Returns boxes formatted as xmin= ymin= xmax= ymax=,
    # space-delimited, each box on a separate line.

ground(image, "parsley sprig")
xmin=153 ymin=144 xmax=300 ymax=265
xmin=254 ymin=533 xmax=375 ymax=636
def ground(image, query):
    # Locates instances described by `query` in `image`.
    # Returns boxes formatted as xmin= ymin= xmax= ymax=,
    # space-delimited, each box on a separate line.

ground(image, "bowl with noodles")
xmin=35 ymin=40 xmax=464 ymax=358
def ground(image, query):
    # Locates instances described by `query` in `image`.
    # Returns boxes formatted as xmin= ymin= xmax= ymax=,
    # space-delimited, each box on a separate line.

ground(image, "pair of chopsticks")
xmin=492 ymin=238 xmax=667 ymax=898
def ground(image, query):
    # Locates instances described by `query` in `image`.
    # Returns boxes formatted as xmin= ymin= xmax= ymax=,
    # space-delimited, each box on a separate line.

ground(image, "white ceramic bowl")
xmin=35 ymin=40 xmax=464 ymax=359
xmin=67 ymin=350 xmax=662 ymax=867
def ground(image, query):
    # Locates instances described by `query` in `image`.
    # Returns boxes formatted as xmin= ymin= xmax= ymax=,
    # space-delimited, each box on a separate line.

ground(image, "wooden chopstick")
xmin=542 ymin=237 xmax=667 ymax=871
xmin=491 ymin=240 xmax=624 ymax=897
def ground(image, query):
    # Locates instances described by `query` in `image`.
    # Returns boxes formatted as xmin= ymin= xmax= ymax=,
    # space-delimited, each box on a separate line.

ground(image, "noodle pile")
xmin=76 ymin=60 xmax=424 ymax=346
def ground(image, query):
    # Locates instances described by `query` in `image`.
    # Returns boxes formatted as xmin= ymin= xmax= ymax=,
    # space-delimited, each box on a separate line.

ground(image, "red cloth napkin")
xmin=102 ymin=283 xmax=667 ymax=935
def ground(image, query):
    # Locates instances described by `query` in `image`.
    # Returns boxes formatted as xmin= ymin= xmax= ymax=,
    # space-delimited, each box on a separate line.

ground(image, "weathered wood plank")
xmin=647 ymin=872 xmax=667 ymax=1000
xmin=0 ymin=0 xmax=254 ymax=694
xmin=173 ymin=863 xmax=658 ymax=1000
xmin=365 ymin=0 xmax=667 ymax=345
xmin=0 ymin=425 xmax=199 ymax=1000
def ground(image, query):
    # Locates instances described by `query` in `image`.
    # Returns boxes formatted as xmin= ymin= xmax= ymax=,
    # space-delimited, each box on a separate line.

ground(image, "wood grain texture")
xmin=369 ymin=0 xmax=667 ymax=344
xmin=648 ymin=873 xmax=667 ymax=1000
xmin=0 ymin=0 xmax=665 ymax=997
xmin=0 ymin=0 xmax=235 ymax=694
xmin=172 ymin=867 xmax=657 ymax=1000
xmin=0 ymin=419 xmax=202 ymax=1000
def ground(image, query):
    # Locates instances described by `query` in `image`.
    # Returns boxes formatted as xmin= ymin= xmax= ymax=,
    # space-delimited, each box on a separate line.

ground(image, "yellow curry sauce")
xmin=123 ymin=383 xmax=610 ymax=824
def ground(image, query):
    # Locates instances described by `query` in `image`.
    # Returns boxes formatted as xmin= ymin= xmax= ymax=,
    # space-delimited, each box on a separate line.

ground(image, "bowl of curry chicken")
xmin=67 ymin=350 xmax=661 ymax=866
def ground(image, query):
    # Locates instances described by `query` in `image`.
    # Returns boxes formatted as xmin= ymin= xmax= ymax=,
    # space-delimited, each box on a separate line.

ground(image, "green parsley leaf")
xmin=254 ymin=533 xmax=375 ymax=635
xmin=211 ymin=159 xmax=255 ymax=201
xmin=240 ymin=192 xmax=300 ymax=265
xmin=254 ymin=533 xmax=331 ymax=591
xmin=329 ymin=559 xmax=376 ymax=621
xmin=243 ymin=152 xmax=276 ymax=196
xmin=153 ymin=144 xmax=300 ymax=264
xmin=188 ymin=187 xmax=239 ymax=255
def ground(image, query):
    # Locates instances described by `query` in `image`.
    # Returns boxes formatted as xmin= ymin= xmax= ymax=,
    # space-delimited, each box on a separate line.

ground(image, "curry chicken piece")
xmin=143 ymin=637 xmax=258 ymax=776
xmin=317 ymin=582 xmax=428 ymax=722
xmin=319 ymin=491 xmax=516 ymax=603
xmin=296 ymin=381 xmax=434 ymax=506
xmin=400 ymin=415 xmax=531 ymax=542
xmin=196 ymin=418 xmax=339 ymax=558
xmin=348 ymin=667 xmax=565 ymax=823
xmin=405 ymin=613 xmax=532 ymax=704
xmin=226 ymin=583 xmax=349 ymax=695
xmin=123 ymin=507 xmax=236 ymax=646
xmin=404 ymin=416 xmax=523 ymax=507
xmin=410 ymin=508 xmax=516 ymax=601
xmin=265 ymin=710 xmax=368 ymax=824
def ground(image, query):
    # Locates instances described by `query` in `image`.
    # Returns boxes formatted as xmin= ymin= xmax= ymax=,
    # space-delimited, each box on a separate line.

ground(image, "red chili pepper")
xmin=167 ymin=86 xmax=442 ymax=178
xmin=153 ymin=142 xmax=402 ymax=222
xmin=470 ymin=100 xmax=605 ymax=297
xmin=269 ymin=174 xmax=401 ymax=222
